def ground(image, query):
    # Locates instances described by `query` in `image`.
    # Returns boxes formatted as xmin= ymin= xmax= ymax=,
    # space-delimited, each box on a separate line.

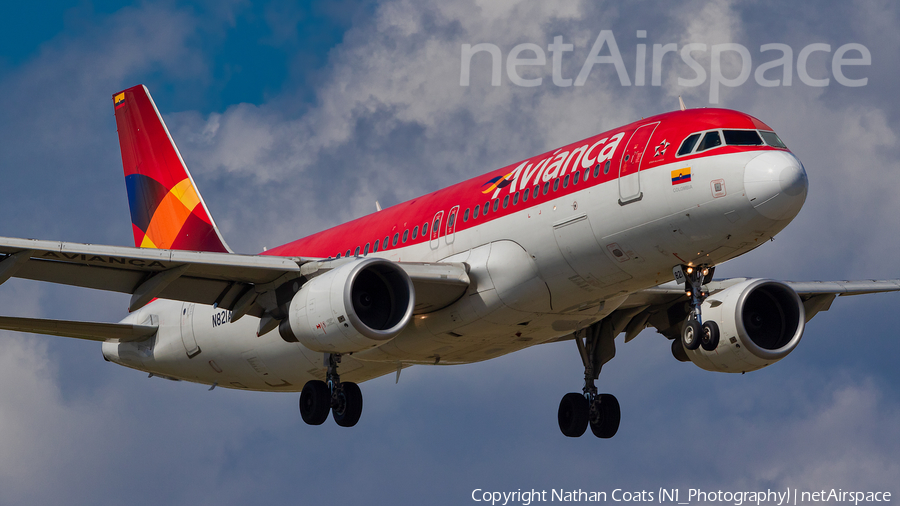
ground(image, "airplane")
xmin=1 ymin=84 xmax=897 ymax=439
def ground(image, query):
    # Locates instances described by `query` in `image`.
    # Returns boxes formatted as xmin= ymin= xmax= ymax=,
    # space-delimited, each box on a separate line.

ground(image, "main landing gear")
xmin=299 ymin=353 xmax=363 ymax=428
xmin=679 ymin=264 xmax=719 ymax=352
xmin=558 ymin=321 xmax=621 ymax=439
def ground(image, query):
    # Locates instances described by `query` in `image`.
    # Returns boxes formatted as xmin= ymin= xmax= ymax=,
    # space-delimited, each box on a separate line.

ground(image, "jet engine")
xmin=684 ymin=279 xmax=805 ymax=373
xmin=279 ymin=258 xmax=415 ymax=353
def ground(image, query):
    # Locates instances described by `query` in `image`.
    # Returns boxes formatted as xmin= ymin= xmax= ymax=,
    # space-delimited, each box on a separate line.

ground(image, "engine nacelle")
xmin=279 ymin=258 xmax=415 ymax=353
xmin=685 ymin=279 xmax=805 ymax=373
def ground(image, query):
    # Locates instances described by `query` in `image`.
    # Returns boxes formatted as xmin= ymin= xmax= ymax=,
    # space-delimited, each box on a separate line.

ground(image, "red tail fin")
xmin=113 ymin=85 xmax=231 ymax=253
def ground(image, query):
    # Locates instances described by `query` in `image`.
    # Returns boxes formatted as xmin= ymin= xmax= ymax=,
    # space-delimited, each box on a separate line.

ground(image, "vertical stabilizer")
xmin=113 ymin=85 xmax=231 ymax=253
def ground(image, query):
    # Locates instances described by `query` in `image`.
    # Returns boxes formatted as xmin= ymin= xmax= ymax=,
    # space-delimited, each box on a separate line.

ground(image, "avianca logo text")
xmin=485 ymin=132 xmax=625 ymax=199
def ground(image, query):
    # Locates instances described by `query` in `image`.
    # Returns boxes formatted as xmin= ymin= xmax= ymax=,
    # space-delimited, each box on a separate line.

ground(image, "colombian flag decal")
xmin=114 ymin=92 xmax=126 ymax=110
xmin=671 ymin=167 xmax=691 ymax=185
xmin=481 ymin=171 xmax=515 ymax=194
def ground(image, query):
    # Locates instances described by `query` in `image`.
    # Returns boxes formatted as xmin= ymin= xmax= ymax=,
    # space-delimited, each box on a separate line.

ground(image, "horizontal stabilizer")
xmin=0 ymin=316 xmax=157 ymax=342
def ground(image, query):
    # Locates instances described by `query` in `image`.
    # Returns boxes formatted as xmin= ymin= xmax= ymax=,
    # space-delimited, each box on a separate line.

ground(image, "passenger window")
xmin=760 ymin=131 xmax=787 ymax=148
xmin=593 ymin=164 xmax=600 ymax=178
xmin=723 ymin=130 xmax=763 ymax=145
xmin=346 ymin=249 xmax=351 ymax=257
xmin=433 ymin=217 xmax=440 ymax=231
xmin=392 ymin=233 xmax=399 ymax=246
xmin=402 ymin=230 xmax=409 ymax=243
xmin=448 ymin=214 xmax=455 ymax=227
xmin=513 ymin=192 xmax=519 ymax=205
xmin=573 ymin=170 xmax=580 ymax=184
xmin=413 ymin=225 xmax=419 ymax=238
xmin=483 ymin=202 xmax=490 ymax=215
xmin=336 ymin=252 xmax=341 ymax=259
xmin=492 ymin=199 xmax=499 ymax=212
xmin=473 ymin=205 xmax=479 ymax=219
xmin=383 ymin=237 xmax=389 ymax=249
xmin=583 ymin=169 xmax=590 ymax=182
xmin=543 ymin=181 xmax=550 ymax=195
xmin=463 ymin=209 xmax=470 ymax=222
xmin=677 ymin=133 xmax=701 ymax=156
xmin=503 ymin=195 xmax=509 ymax=208
xmin=522 ymin=189 xmax=529 ymax=202
xmin=422 ymin=222 xmax=428 ymax=235
xmin=533 ymin=185 xmax=539 ymax=199
xmin=373 ymin=241 xmax=379 ymax=252
xmin=604 ymin=160 xmax=610 ymax=174
xmin=563 ymin=174 xmax=570 ymax=188
xmin=364 ymin=243 xmax=370 ymax=255
xmin=553 ymin=178 xmax=559 ymax=191
xmin=697 ymin=131 xmax=722 ymax=151
xmin=354 ymin=246 xmax=360 ymax=256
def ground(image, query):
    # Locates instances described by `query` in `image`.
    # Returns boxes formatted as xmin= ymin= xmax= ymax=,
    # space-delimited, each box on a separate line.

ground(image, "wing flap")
xmin=0 ymin=316 xmax=157 ymax=342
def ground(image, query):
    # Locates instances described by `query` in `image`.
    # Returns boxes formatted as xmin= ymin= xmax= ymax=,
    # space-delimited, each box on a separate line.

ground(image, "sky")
xmin=0 ymin=1 xmax=899 ymax=505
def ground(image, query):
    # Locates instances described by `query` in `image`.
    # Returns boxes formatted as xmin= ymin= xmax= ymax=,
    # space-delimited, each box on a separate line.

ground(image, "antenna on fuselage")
xmin=376 ymin=201 xmax=382 ymax=212
xmin=678 ymin=96 xmax=687 ymax=111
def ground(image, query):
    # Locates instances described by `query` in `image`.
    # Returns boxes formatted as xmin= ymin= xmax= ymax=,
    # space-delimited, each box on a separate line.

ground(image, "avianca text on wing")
xmin=460 ymin=30 xmax=870 ymax=103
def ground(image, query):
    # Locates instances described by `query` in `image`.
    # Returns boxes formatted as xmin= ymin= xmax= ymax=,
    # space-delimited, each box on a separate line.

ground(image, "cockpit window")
xmin=723 ymin=130 xmax=763 ymax=145
xmin=697 ymin=131 xmax=722 ymax=152
xmin=760 ymin=131 xmax=787 ymax=149
xmin=677 ymin=133 xmax=701 ymax=156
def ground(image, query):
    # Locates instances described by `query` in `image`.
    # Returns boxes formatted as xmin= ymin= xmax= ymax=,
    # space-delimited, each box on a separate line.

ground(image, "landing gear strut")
xmin=299 ymin=353 xmax=363 ymax=428
xmin=679 ymin=264 xmax=720 ymax=352
xmin=558 ymin=321 xmax=621 ymax=438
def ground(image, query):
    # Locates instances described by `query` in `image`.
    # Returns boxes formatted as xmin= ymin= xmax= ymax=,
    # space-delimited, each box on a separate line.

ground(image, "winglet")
xmin=113 ymin=85 xmax=232 ymax=253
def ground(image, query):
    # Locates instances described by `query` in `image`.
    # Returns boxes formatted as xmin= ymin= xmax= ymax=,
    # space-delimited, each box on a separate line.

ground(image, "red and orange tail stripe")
xmin=113 ymin=85 xmax=230 ymax=253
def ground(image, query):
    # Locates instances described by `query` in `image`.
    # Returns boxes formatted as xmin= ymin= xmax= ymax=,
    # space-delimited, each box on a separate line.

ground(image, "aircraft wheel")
xmin=332 ymin=382 xmax=363 ymax=427
xmin=299 ymin=380 xmax=331 ymax=425
xmin=682 ymin=319 xmax=702 ymax=351
xmin=701 ymin=321 xmax=720 ymax=351
xmin=589 ymin=394 xmax=620 ymax=439
xmin=558 ymin=393 xmax=589 ymax=437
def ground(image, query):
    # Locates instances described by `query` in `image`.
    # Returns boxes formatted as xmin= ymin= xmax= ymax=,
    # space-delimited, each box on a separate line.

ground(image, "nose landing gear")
xmin=558 ymin=320 xmax=621 ymax=438
xmin=679 ymin=264 xmax=719 ymax=352
xmin=299 ymin=353 xmax=363 ymax=428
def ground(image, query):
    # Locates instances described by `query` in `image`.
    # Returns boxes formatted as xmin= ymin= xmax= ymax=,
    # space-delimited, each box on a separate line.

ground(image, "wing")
xmin=547 ymin=277 xmax=900 ymax=344
xmin=0 ymin=236 xmax=470 ymax=329
xmin=0 ymin=315 xmax=158 ymax=342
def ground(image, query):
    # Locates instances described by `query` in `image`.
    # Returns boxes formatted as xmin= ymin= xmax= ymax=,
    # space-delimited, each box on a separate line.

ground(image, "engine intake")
xmin=685 ymin=279 xmax=805 ymax=373
xmin=279 ymin=258 xmax=415 ymax=353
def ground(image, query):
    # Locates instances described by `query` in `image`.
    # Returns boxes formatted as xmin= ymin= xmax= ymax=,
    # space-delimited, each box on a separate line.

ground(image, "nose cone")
xmin=744 ymin=151 xmax=808 ymax=221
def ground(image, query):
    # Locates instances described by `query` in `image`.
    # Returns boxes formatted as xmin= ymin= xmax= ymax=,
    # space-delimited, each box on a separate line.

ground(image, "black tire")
xmin=682 ymin=319 xmax=702 ymax=351
xmin=671 ymin=338 xmax=690 ymax=362
xmin=558 ymin=393 xmax=589 ymax=437
xmin=701 ymin=321 xmax=720 ymax=351
xmin=589 ymin=394 xmax=621 ymax=439
xmin=333 ymin=382 xmax=363 ymax=427
xmin=299 ymin=380 xmax=331 ymax=425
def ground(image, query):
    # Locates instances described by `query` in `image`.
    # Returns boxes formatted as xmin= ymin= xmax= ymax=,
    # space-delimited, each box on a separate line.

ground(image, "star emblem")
xmin=654 ymin=139 xmax=670 ymax=157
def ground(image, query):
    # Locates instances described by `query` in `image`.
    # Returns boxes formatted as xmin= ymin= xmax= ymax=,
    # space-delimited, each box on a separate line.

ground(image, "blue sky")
xmin=0 ymin=1 xmax=899 ymax=505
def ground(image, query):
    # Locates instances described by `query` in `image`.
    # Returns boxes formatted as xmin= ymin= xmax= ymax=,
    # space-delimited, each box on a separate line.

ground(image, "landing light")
xmin=686 ymin=267 xmax=694 ymax=274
